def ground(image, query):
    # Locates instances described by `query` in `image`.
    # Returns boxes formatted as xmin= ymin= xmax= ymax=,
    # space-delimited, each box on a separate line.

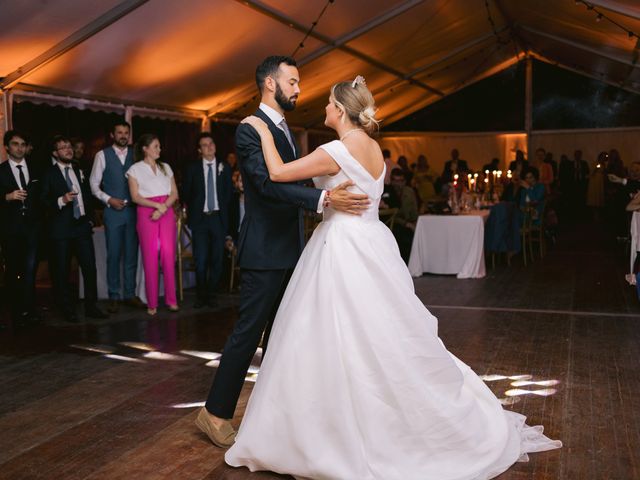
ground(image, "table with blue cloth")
xmin=484 ymin=201 xmax=521 ymax=254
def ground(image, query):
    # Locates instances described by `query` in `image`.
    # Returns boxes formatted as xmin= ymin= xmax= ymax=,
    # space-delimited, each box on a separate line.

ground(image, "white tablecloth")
xmin=408 ymin=210 xmax=489 ymax=279
xmin=80 ymin=226 xmax=195 ymax=301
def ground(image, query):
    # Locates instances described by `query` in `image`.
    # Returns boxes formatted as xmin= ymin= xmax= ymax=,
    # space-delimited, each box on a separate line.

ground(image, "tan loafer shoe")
xmin=195 ymin=407 xmax=236 ymax=448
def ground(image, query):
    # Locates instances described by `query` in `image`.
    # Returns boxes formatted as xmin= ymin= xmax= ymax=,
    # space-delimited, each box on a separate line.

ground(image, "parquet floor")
xmin=1 ymin=222 xmax=638 ymax=479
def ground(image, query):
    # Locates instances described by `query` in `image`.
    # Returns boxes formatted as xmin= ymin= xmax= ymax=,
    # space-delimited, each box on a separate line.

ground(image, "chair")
xmin=528 ymin=204 xmax=546 ymax=260
xmin=519 ymin=206 xmax=533 ymax=267
xmin=176 ymin=207 xmax=196 ymax=302
xmin=379 ymin=208 xmax=399 ymax=230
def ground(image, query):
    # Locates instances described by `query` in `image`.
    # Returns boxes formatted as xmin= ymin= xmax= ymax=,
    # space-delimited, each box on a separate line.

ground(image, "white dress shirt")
xmin=126 ymin=162 xmax=173 ymax=198
xmin=90 ymin=145 xmax=130 ymax=205
xmin=258 ymin=103 xmax=325 ymax=213
xmin=202 ymin=157 xmax=219 ymax=212
xmin=56 ymin=161 xmax=86 ymax=215
xmin=8 ymin=158 xmax=29 ymax=188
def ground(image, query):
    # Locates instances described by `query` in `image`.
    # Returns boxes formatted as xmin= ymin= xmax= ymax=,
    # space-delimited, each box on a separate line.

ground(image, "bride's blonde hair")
xmin=331 ymin=77 xmax=380 ymax=134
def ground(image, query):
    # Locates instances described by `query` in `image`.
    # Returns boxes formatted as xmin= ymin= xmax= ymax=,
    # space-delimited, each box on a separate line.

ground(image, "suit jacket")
xmin=182 ymin=158 xmax=233 ymax=235
xmin=0 ymin=160 xmax=42 ymax=237
xmin=441 ymin=159 xmax=469 ymax=183
xmin=41 ymin=162 xmax=94 ymax=240
xmin=235 ymin=108 xmax=322 ymax=270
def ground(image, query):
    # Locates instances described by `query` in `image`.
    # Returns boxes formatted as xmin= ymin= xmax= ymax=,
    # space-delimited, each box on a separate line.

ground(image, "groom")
xmin=196 ymin=55 xmax=369 ymax=447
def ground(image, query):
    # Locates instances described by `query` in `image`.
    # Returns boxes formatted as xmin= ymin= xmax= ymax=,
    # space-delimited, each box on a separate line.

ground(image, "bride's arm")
xmin=243 ymin=116 xmax=339 ymax=183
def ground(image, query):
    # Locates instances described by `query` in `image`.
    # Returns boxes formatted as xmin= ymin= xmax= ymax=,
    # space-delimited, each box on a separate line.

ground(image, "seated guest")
xmin=41 ymin=135 xmax=107 ymax=322
xmin=382 ymin=168 xmax=418 ymax=263
xmin=397 ymin=155 xmax=413 ymax=184
xmin=182 ymin=132 xmax=233 ymax=308
xmin=508 ymin=150 xmax=529 ymax=177
xmin=441 ymin=148 xmax=469 ymax=183
xmin=519 ymin=167 xmax=545 ymax=225
xmin=412 ymin=154 xmax=436 ymax=208
xmin=127 ymin=134 xmax=179 ymax=316
xmin=0 ymin=130 xmax=42 ymax=326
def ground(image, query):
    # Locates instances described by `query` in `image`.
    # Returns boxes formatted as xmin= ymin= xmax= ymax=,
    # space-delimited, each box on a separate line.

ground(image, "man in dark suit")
xmin=182 ymin=132 xmax=233 ymax=308
xmin=441 ymin=148 xmax=469 ymax=183
xmin=196 ymin=55 xmax=368 ymax=447
xmin=0 ymin=130 xmax=42 ymax=326
xmin=508 ymin=149 xmax=529 ymax=177
xmin=41 ymin=135 xmax=107 ymax=322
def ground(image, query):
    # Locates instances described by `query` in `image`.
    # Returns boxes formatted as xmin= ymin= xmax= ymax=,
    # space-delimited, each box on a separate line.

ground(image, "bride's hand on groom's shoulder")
xmin=241 ymin=115 xmax=268 ymax=135
xmin=330 ymin=181 xmax=370 ymax=216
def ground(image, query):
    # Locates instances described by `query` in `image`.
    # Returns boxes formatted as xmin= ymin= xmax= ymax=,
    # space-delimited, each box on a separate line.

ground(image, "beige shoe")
xmin=195 ymin=407 xmax=236 ymax=448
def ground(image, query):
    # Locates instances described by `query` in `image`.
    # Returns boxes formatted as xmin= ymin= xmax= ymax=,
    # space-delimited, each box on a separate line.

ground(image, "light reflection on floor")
xmin=481 ymin=372 xmax=561 ymax=403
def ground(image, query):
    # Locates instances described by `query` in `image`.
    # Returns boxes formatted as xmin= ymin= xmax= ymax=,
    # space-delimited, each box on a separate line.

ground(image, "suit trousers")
xmin=2 ymin=225 xmax=39 ymax=317
xmin=104 ymin=207 xmax=138 ymax=300
xmin=136 ymin=196 xmax=177 ymax=309
xmin=205 ymin=268 xmax=293 ymax=418
xmin=50 ymin=229 xmax=98 ymax=314
xmin=192 ymin=213 xmax=224 ymax=302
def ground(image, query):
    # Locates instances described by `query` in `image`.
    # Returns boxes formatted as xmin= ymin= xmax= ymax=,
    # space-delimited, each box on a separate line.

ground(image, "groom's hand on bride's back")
xmin=330 ymin=181 xmax=370 ymax=215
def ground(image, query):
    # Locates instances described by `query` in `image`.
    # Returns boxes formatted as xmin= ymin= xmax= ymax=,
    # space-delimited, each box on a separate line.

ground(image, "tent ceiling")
xmin=2 ymin=0 xmax=640 ymax=128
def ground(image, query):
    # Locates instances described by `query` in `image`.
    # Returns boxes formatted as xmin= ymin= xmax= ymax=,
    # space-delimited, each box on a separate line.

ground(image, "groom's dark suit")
xmin=205 ymin=107 xmax=323 ymax=419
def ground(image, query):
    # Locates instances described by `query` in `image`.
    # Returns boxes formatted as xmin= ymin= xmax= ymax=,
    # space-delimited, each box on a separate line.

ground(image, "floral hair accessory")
xmin=351 ymin=75 xmax=366 ymax=88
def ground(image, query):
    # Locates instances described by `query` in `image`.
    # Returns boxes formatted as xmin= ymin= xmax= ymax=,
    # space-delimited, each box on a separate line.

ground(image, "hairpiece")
xmin=351 ymin=75 xmax=366 ymax=88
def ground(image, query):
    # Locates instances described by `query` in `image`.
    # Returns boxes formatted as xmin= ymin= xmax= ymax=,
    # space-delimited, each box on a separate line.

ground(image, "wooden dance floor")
xmin=1 ymin=223 xmax=639 ymax=480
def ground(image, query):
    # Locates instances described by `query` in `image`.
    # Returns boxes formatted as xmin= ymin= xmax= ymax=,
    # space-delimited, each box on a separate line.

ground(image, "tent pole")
xmin=125 ymin=106 xmax=133 ymax=140
xmin=0 ymin=91 xmax=12 ymax=162
xmin=525 ymin=56 xmax=532 ymax=161
xmin=201 ymin=117 xmax=211 ymax=133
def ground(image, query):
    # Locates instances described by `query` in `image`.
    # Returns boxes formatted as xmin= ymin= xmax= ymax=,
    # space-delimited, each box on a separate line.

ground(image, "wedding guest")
xmin=182 ymin=132 xmax=233 ymax=308
xmin=127 ymin=134 xmax=179 ymax=316
xmin=519 ymin=167 xmax=545 ymax=225
xmin=90 ymin=121 xmax=142 ymax=313
xmin=0 ymin=130 xmax=42 ymax=326
xmin=397 ymin=155 xmax=413 ymax=184
xmin=508 ymin=150 xmax=528 ymax=177
xmin=71 ymin=138 xmax=88 ymax=172
xmin=482 ymin=157 xmax=500 ymax=173
xmin=540 ymin=151 xmax=555 ymax=192
xmin=383 ymin=149 xmax=396 ymax=185
xmin=41 ymin=135 xmax=107 ymax=322
xmin=560 ymin=150 xmax=589 ymax=221
xmin=229 ymin=169 xmax=245 ymax=240
xmin=383 ymin=168 xmax=418 ymax=263
xmin=226 ymin=152 xmax=238 ymax=172
xmin=412 ymin=154 xmax=436 ymax=207
xmin=441 ymin=148 xmax=468 ymax=183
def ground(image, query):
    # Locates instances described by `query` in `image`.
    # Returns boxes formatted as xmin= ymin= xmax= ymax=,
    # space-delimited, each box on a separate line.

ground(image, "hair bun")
xmin=358 ymin=106 xmax=379 ymax=133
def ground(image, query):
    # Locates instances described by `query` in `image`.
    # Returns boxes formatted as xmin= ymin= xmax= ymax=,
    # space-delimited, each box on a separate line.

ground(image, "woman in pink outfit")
xmin=126 ymin=134 xmax=179 ymax=315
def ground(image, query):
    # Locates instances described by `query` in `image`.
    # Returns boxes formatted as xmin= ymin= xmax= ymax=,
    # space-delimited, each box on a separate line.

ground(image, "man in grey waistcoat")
xmin=90 ymin=121 xmax=143 ymax=312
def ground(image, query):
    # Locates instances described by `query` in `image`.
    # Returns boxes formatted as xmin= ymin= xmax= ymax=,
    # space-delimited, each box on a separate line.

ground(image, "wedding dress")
xmin=225 ymin=140 xmax=561 ymax=479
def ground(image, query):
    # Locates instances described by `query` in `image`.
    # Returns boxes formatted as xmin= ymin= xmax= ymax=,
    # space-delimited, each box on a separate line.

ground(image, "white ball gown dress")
xmin=225 ymin=140 xmax=561 ymax=479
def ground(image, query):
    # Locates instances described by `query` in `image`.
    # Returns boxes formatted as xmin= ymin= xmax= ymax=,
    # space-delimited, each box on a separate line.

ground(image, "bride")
xmin=225 ymin=76 xmax=561 ymax=480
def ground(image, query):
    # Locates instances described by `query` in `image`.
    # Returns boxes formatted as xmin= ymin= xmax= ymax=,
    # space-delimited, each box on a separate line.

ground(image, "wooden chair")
xmin=176 ymin=208 xmax=196 ymax=302
xmin=379 ymin=208 xmax=399 ymax=230
xmin=519 ymin=206 xmax=533 ymax=267
xmin=528 ymin=204 xmax=546 ymax=261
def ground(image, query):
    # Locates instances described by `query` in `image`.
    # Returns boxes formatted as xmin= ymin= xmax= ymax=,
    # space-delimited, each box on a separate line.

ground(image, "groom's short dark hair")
xmin=256 ymin=55 xmax=297 ymax=93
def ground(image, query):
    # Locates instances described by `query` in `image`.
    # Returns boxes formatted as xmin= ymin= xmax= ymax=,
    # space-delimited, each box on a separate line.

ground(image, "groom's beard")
xmin=275 ymin=83 xmax=297 ymax=112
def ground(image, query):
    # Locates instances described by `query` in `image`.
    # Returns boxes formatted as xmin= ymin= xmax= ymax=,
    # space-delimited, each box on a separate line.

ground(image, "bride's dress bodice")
xmin=313 ymin=140 xmax=385 ymax=222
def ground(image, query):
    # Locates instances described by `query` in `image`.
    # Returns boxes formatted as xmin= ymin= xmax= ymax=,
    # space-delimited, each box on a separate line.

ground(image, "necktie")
xmin=64 ymin=166 xmax=81 ymax=219
xmin=279 ymin=119 xmax=295 ymax=154
xmin=16 ymin=164 xmax=27 ymax=190
xmin=207 ymin=163 xmax=218 ymax=211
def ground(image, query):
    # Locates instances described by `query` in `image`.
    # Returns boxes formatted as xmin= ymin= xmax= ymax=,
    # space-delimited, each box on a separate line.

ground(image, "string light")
xmin=291 ymin=0 xmax=335 ymax=58
xmin=575 ymin=1 xmax=639 ymax=40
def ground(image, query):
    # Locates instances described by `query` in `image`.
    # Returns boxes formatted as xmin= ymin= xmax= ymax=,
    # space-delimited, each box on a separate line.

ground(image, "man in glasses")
xmin=41 ymin=135 xmax=107 ymax=322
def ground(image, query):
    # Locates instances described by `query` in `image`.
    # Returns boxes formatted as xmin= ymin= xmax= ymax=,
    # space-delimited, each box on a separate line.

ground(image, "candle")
xmin=467 ymin=173 xmax=472 ymax=190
